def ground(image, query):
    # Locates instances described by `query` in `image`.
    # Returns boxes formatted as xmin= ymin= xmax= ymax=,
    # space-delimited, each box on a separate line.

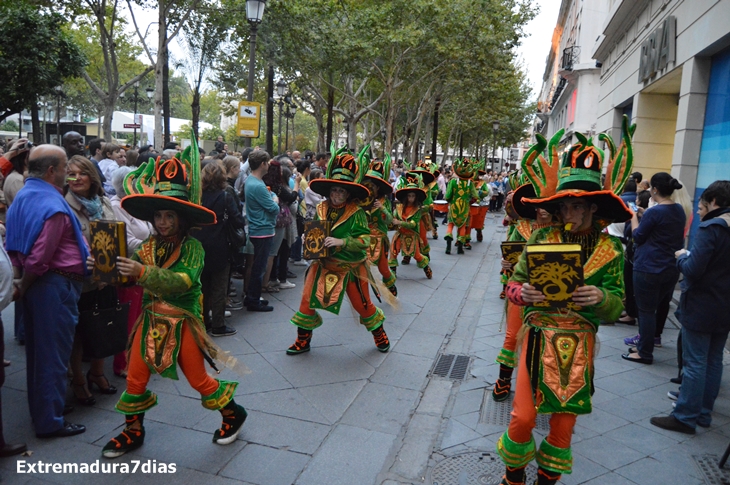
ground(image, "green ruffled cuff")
xmin=201 ymin=379 xmax=239 ymax=410
xmin=291 ymin=311 xmax=323 ymax=330
xmin=382 ymin=272 xmax=396 ymax=288
xmin=360 ymin=307 xmax=385 ymax=332
xmin=496 ymin=348 xmax=517 ymax=368
xmin=115 ymin=390 xmax=158 ymax=415
xmin=497 ymin=432 xmax=536 ymax=468
xmin=536 ymin=438 xmax=573 ymax=475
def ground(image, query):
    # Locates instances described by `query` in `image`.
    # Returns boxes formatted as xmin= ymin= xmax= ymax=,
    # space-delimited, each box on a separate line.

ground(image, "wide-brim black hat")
xmin=122 ymin=194 xmax=217 ymax=226
xmin=395 ymin=187 xmax=427 ymax=204
xmin=363 ymin=174 xmax=393 ymax=196
xmin=521 ymin=189 xmax=633 ymax=223
xmin=512 ymin=183 xmax=537 ymax=220
xmin=409 ymin=169 xmax=435 ymax=185
xmin=309 ymin=179 xmax=370 ymax=201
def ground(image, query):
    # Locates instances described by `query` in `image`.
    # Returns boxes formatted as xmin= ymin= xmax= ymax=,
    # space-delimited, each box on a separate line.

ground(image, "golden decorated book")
xmin=500 ymin=242 xmax=526 ymax=270
xmin=89 ymin=221 xmax=128 ymax=285
xmin=526 ymin=243 xmax=583 ymax=309
xmin=302 ymin=220 xmax=331 ymax=260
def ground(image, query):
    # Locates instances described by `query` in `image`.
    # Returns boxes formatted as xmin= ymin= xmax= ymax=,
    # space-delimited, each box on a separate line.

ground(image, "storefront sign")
xmin=638 ymin=16 xmax=676 ymax=83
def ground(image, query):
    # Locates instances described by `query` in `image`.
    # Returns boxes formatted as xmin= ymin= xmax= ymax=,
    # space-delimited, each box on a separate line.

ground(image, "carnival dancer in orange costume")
xmin=495 ymin=118 xmax=634 ymax=485
xmin=389 ymin=173 xmax=433 ymax=279
xmin=443 ymin=158 xmax=479 ymax=254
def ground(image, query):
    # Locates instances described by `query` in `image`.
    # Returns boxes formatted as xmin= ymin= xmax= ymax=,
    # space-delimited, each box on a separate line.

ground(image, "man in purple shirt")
xmin=5 ymin=145 xmax=88 ymax=438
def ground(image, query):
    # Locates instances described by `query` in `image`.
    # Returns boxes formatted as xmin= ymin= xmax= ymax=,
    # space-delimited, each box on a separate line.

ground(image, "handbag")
xmin=276 ymin=202 xmax=293 ymax=228
xmin=224 ymin=207 xmax=246 ymax=250
xmin=78 ymin=297 xmax=130 ymax=359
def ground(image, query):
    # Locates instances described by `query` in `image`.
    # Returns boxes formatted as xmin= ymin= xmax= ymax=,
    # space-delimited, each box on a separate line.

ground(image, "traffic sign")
xmin=237 ymin=101 xmax=261 ymax=138
xmin=124 ymin=123 xmax=141 ymax=129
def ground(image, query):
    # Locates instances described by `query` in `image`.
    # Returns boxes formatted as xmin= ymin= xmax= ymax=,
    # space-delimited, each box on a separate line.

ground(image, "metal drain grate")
xmin=479 ymin=389 xmax=550 ymax=431
xmin=428 ymin=452 xmax=537 ymax=485
xmin=694 ymin=455 xmax=730 ymax=484
xmin=431 ymin=354 xmax=472 ymax=381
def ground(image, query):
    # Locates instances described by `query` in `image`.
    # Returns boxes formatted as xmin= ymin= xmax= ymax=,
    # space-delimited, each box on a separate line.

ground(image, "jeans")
xmin=246 ymin=236 xmax=273 ymax=306
xmin=672 ymin=327 xmax=729 ymax=429
xmin=634 ymin=268 xmax=678 ymax=360
xmin=201 ymin=262 xmax=230 ymax=330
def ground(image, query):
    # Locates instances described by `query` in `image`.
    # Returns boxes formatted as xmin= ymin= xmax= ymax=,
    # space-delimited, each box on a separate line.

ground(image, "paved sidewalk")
xmin=2 ymin=214 xmax=729 ymax=485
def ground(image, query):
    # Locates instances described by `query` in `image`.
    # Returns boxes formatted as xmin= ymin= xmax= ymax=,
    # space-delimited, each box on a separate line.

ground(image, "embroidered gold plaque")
xmin=303 ymin=220 xmax=331 ymax=259
xmin=90 ymin=220 xmax=128 ymax=285
xmin=526 ymin=243 xmax=583 ymax=309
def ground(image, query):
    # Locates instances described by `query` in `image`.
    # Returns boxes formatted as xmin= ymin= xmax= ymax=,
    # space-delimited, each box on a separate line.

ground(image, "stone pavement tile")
xmin=389 ymin=413 xmax=442 ymax=479
xmin=579 ymin=472 xmax=641 ymax=485
xmin=624 ymin=385 xmax=676 ymax=409
xmin=345 ymin=342 xmax=392 ymax=368
xmin=243 ymin=388 xmax=330 ymax=425
xmin=296 ymin=424 xmax=395 ymax=485
xmin=297 ymin=380 xmax=367 ymax=425
xmin=453 ymin=411 xmax=480 ymax=431
xmin=706 ymin=415 xmax=730 ymax=437
xmin=450 ymin=389 xmax=484 ymax=417
xmin=475 ymin=422 xmax=509 ymax=439
xmin=142 ymin=392 xmax=213 ymax=429
xmin=242 ymin=320 xmax=328 ymax=354
xmin=340 ymin=382 xmax=420 ymax=435
xmin=575 ymin=407 xmax=631 ymax=434
xmin=614 ymin=457 xmax=704 ymax=485
xmin=594 ymin=372 xmax=659 ymax=396
xmin=227 ymin=353 xmax=292 ymax=396
xmin=632 ymin=414 xmax=704 ymax=444
xmin=219 ymin=443 xmax=311 ymax=485
xmin=196 ymin=409 xmax=329 ymax=455
xmin=595 ymin=396 xmax=664 ymax=423
xmin=458 ymin=378 xmax=487 ymax=393
xmin=462 ymin=435 xmax=498 ymax=452
xmin=416 ymin=379 xmax=454 ymax=416
xmin=212 ymin=333 xmax=257 ymax=355
xmin=604 ymin=423 xmax=681 ymax=455
xmin=440 ymin=419 xmax=482 ymax=450
xmin=571 ymin=423 xmax=601 ymax=442
xmin=118 ymin=466 xmax=252 ymax=485
xmin=370 ymin=352 xmax=434 ymax=391
xmin=262 ymin=345 xmax=375 ymax=387
xmin=557 ymin=455 xmax=610 ymax=485
xmin=649 ymin=443 xmax=706 ymax=481
xmin=392 ymin=328 xmax=445 ymax=359
xmin=103 ymin=420 xmax=245 ymax=474
xmin=592 ymin=356 xmax=638 ymax=378
xmin=572 ymin=435 xmax=645 ymax=470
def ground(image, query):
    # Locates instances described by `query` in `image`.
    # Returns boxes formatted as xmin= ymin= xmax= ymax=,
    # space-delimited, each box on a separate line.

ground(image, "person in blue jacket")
xmin=650 ymin=180 xmax=730 ymax=434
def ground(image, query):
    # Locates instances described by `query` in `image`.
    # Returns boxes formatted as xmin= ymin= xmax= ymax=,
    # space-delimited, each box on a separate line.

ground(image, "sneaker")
xmin=287 ymin=330 xmax=312 ymax=355
xmin=246 ymin=303 xmax=273 ymax=312
xmin=293 ymin=260 xmax=309 ymax=266
xmin=224 ymin=311 xmax=232 ymax=318
xmin=228 ymin=288 xmax=237 ymax=297
xmin=654 ymin=337 xmax=662 ymax=348
xmin=402 ymin=256 xmax=411 ymax=265
xmin=286 ymin=270 xmax=297 ymax=279
xmin=226 ymin=300 xmax=243 ymax=311
xmin=668 ymin=390 xmax=679 ymax=401
xmin=499 ymin=290 xmax=506 ymax=300
xmin=102 ymin=418 xmax=145 ymax=458
xmin=388 ymin=285 xmax=398 ymax=297
xmin=492 ymin=378 xmax=511 ymax=402
xmin=624 ymin=334 xmax=640 ymax=346
xmin=213 ymin=404 xmax=248 ymax=445
xmin=278 ymin=280 xmax=296 ymax=289
xmin=424 ymin=266 xmax=433 ymax=279
xmin=211 ymin=326 xmax=237 ymax=337
xmin=372 ymin=326 xmax=390 ymax=352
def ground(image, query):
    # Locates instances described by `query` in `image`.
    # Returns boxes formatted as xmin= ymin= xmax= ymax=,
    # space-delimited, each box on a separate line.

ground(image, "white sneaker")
xmin=270 ymin=280 xmax=280 ymax=288
xmin=278 ymin=280 xmax=296 ymax=289
xmin=293 ymin=260 xmax=309 ymax=266
xmin=225 ymin=311 xmax=232 ymax=318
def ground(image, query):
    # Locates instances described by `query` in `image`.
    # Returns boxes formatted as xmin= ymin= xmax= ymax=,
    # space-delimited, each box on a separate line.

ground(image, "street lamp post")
xmin=276 ymin=79 xmax=287 ymax=155
xmin=290 ymin=104 xmax=297 ymax=151
xmin=500 ymin=137 xmax=506 ymax=173
xmin=284 ymin=95 xmax=292 ymax=151
xmin=244 ymin=0 xmax=266 ymax=148
xmin=120 ymin=81 xmax=149 ymax=147
xmin=54 ymin=86 xmax=65 ymax=146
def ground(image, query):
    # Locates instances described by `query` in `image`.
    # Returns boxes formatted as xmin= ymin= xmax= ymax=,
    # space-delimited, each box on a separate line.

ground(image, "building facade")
xmin=593 ymin=0 xmax=730 ymax=236
xmin=535 ymin=0 xmax=609 ymax=151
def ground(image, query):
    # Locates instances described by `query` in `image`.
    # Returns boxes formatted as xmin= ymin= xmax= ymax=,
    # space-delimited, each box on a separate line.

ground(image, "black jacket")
xmin=676 ymin=207 xmax=730 ymax=333
xmin=196 ymin=189 xmax=245 ymax=271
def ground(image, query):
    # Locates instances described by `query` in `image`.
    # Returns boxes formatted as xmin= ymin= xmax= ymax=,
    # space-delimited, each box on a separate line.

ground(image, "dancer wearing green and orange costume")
xmin=389 ymin=173 xmax=433 ymax=279
xmin=467 ymin=160 xmax=491 ymax=246
xmin=444 ymin=158 xmax=479 ymax=254
xmin=360 ymin=148 xmax=398 ymax=297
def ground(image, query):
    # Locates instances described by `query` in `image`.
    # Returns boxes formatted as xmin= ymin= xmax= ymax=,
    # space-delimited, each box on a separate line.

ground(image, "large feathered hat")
xmin=516 ymin=115 xmax=635 ymax=223
xmin=309 ymin=142 xmax=370 ymax=201
xmin=453 ymin=158 xmax=474 ymax=179
xmin=121 ymin=132 xmax=216 ymax=226
xmin=395 ymin=172 xmax=427 ymax=204
xmin=409 ymin=159 xmax=436 ymax=185
xmin=363 ymin=148 xmax=393 ymax=197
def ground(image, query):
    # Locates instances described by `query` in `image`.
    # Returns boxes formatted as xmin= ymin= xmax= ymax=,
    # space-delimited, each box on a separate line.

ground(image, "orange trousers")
xmin=508 ymin=334 xmax=576 ymax=449
xmin=446 ymin=222 xmax=470 ymax=240
xmin=391 ymin=231 xmax=428 ymax=266
xmin=298 ymin=263 xmax=377 ymax=319
xmin=127 ymin=321 xmax=219 ymax=397
xmin=503 ymin=301 xmax=522 ymax=355
xmin=375 ymin=247 xmax=394 ymax=283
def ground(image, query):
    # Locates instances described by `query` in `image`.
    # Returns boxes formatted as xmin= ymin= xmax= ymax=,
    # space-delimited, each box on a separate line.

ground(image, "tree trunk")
xmin=191 ymin=88 xmax=201 ymax=141
xmin=265 ymin=64 xmax=274 ymax=155
xmin=325 ymin=72 xmax=334 ymax=149
xmin=154 ymin=7 xmax=167 ymax=150
xmin=102 ymin=102 xmax=115 ymax=144
xmin=163 ymin=50 xmax=170 ymax=145
xmin=431 ymin=95 xmax=439 ymax=162
xmin=31 ymin=101 xmax=41 ymax=144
